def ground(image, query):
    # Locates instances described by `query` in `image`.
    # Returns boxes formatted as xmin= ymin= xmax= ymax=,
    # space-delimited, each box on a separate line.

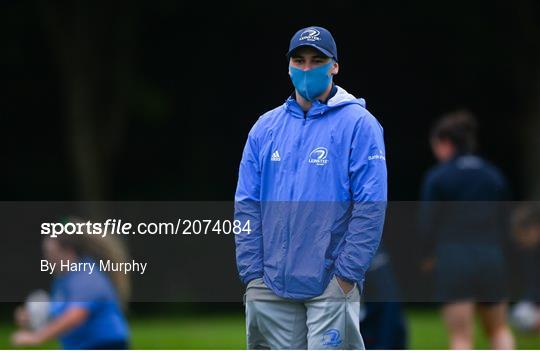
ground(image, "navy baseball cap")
xmin=286 ymin=26 xmax=338 ymax=62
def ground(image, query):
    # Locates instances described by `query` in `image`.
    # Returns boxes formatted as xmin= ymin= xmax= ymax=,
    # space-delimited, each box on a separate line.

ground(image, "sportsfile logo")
xmin=299 ymin=28 xmax=321 ymax=42
xmin=308 ymin=147 xmax=329 ymax=166
xmin=271 ymin=150 xmax=281 ymax=161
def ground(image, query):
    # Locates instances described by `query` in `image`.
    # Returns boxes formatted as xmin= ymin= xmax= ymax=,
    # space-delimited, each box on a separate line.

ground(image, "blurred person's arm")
xmin=13 ymin=306 xmax=30 ymax=329
xmin=418 ymin=170 xmax=441 ymax=271
xmin=11 ymin=307 xmax=88 ymax=346
xmin=234 ymin=126 xmax=264 ymax=285
xmin=334 ymin=114 xmax=387 ymax=293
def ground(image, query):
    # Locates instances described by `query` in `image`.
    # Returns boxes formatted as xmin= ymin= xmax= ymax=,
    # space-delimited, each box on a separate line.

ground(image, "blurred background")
xmin=1 ymin=0 xmax=539 ymax=348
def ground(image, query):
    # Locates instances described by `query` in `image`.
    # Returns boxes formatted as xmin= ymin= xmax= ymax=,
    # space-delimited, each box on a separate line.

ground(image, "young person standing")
xmin=234 ymin=26 xmax=387 ymax=349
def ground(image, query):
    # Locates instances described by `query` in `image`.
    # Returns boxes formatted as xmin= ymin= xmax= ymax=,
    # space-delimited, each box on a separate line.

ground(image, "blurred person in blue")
xmin=419 ymin=110 xmax=515 ymax=349
xmin=11 ymin=219 xmax=130 ymax=349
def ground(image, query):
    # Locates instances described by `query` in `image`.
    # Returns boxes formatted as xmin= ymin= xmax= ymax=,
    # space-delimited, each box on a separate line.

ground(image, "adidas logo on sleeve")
xmin=271 ymin=150 xmax=281 ymax=161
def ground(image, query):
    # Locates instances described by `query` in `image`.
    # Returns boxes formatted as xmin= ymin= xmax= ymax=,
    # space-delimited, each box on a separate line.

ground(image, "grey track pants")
xmin=244 ymin=276 xmax=365 ymax=350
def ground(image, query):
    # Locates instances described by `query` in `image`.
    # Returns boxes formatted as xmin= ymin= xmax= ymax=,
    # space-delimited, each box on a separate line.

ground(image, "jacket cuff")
xmin=242 ymin=272 xmax=263 ymax=286
xmin=334 ymin=260 xmax=363 ymax=285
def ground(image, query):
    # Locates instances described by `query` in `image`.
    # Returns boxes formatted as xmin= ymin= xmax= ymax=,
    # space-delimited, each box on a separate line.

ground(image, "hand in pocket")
xmin=335 ymin=276 xmax=355 ymax=295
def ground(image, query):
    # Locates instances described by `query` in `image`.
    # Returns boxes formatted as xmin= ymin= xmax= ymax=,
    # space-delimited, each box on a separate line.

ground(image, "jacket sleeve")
xmin=234 ymin=127 xmax=264 ymax=285
xmin=334 ymin=113 xmax=388 ymax=285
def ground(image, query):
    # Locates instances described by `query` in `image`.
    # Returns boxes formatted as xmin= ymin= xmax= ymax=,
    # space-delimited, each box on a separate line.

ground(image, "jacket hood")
xmin=328 ymin=86 xmax=365 ymax=108
xmin=285 ymin=85 xmax=365 ymax=118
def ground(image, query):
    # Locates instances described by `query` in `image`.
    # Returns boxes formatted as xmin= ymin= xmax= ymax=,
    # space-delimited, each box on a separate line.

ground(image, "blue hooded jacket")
xmin=234 ymin=86 xmax=387 ymax=300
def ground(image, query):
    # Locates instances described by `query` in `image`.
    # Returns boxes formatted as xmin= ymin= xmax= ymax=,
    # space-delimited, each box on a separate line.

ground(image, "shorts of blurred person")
xmin=435 ymin=244 xmax=508 ymax=303
xmin=419 ymin=110 xmax=515 ymax=349
xmin=360 ymin=250 xmax=407 ymax=349
xmin=11 ymin=218 xmax=131 ymax=349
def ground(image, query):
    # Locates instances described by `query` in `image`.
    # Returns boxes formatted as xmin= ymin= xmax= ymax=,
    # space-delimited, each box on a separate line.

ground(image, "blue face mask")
xmin=289 ymin=61 xmax=333 ymax=101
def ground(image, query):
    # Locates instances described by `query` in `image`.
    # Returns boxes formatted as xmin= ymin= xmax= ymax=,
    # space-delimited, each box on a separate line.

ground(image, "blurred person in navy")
xmin=419 ymin=110 xmax=515 ymax=349
xmin=360 ymin=247 xmax=407 ymax=349
xmin=11 ymin=219 xmax=130 ymax=350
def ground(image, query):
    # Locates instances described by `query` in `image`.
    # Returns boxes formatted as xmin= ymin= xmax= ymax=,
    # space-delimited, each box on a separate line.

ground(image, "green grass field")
xmin=1 ymin=308 xmax=538 ymax=349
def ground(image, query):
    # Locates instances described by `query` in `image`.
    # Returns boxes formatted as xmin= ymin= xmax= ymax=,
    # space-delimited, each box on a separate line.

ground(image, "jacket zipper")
xmin=282 ymin=112 xmax=309 ymax=295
